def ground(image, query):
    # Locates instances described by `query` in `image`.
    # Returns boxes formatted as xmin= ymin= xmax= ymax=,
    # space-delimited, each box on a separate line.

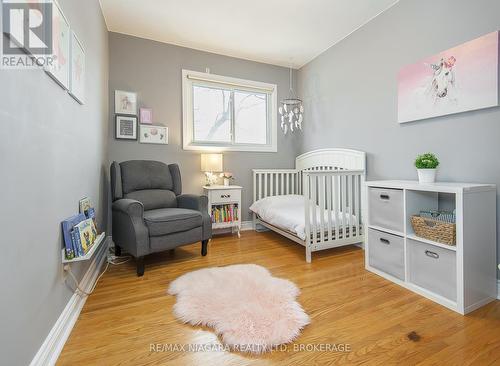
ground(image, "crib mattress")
xmin=249 ymin=194 xmax=358 ymax=241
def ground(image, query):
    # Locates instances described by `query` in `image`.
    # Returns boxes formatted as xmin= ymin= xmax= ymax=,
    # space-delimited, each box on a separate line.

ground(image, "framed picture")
xmin=116 ymin=115 xmax=138 ymax=140
xmin=139 ymin=125 xmax=168 ymax=144
xmin=115 ymin=90 xmax=137 ymax=115
xmin=45 ymin=0 xmax=70 ymax=89
xmin=69 ymin=32 xmax=85 ymax=104
xmin=79 ymin=197 xmax=91 ymax=215
xmin=398 ymin=31 xmax=499 ymax=123
xmin=140 ymin=108 xmax=153 ymax=124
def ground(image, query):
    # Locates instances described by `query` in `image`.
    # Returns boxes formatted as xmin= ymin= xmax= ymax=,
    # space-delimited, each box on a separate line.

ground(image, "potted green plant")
xmin=415 ymin=153 xmax=439 ymax=183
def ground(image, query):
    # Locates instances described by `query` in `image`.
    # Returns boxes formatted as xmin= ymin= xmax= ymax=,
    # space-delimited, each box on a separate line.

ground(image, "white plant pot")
xmin=417 ymin=169 xmax=436 ymax=183
xmin=223 ymin=178 xmax=230 ymax=186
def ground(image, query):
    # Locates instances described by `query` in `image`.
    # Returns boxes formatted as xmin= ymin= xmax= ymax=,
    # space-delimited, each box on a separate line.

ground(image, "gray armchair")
xmin=110 ymin=160 xmax=211 ymax=276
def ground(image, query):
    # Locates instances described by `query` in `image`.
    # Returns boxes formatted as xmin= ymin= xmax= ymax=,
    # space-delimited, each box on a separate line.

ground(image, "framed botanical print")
xmin=115 ymin=115 xmax=137 ymax=140
xmin=115 ymin=90 xmax=137 ymax=115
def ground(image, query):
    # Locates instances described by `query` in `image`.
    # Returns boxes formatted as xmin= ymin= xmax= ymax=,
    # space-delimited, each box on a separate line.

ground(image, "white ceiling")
xmin=99 ymin=0 xmax=398 ymax=69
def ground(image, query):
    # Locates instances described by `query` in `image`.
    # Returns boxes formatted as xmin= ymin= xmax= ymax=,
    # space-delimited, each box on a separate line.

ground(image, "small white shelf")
xmin=406 ymin=234 xmax=457 ymax=252
xmin=368 ymin=225 xmax=404 ymax=238
xmin=212 ymin=221 xmax=240 ymax=229
xmin=203 ymin=185 xmax=243 ymax=190
xmin=62 ymin=232 xmax=106 ymax=264
xmin=366 ymin=180 xmax=495 ymax=194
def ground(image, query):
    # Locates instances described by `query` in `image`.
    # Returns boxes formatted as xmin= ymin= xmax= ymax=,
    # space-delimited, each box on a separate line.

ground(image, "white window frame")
xmin=182 ymin=69 xmax=277 ymax=152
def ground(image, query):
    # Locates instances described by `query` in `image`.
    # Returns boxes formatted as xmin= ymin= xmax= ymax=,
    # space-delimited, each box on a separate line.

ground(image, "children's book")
xmin=71 ymin=228 xmax=83 ymax=257
xmin=61 ymin=213 xmax=86 ymax=259
xmin=75 ymin=218 xmax=95 ymax=253
xmin=87 ymin=207 xmax=98 ymax=232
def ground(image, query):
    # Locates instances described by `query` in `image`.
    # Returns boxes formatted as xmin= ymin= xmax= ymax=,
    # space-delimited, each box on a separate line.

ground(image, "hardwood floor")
xmin=58 ymin=231 xmax=500 ymax=365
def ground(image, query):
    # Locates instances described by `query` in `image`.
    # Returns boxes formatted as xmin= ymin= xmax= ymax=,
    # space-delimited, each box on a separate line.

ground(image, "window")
xmin=182 ymin=70 xmax=277 ymax=152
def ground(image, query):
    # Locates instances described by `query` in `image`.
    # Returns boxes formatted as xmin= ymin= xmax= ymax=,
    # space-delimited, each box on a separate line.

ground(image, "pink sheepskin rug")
xmin=168 ymin=264 xmax=310 ymax=353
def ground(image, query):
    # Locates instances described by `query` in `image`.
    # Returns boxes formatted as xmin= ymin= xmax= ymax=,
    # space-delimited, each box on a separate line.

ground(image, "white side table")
xmin=203 ymin=185 xmax=242 ymax=237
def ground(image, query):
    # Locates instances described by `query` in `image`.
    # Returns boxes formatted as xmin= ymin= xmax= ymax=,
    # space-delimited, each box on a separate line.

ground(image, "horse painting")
xmin=398 ymin=31 xmax=498 ymax=123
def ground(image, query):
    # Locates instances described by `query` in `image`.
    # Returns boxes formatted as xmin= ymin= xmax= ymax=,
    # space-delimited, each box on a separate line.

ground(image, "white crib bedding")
xmin=249 ymin=194 xmax=358 ymax=241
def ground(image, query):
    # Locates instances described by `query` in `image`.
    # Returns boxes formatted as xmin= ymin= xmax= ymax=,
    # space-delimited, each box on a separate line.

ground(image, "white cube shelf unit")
xmin=365 ymin=180 xmax=497 ymax=314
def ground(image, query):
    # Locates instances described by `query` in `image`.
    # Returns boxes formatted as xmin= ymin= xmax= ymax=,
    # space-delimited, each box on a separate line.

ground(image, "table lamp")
xmin=201 ymin=153 xmax=223 ymax=186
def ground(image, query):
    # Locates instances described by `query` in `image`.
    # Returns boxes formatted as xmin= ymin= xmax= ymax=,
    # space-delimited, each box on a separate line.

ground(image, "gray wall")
xmin=108 ymin=32 xmax=301 ymax=221
xmin=0 ymin=0 xmax=109 ymax=364
xmin=298 ymin=0 xmax=500 ymax=275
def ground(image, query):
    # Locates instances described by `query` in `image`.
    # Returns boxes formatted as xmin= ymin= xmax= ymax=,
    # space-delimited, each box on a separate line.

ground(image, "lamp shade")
xmin=200 ymin=153 xmax=223 ymax=172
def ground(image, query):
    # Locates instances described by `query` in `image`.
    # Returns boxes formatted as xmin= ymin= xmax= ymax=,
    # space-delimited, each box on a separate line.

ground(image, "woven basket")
xmin=410 ymin=215 xmax=456 ymax=246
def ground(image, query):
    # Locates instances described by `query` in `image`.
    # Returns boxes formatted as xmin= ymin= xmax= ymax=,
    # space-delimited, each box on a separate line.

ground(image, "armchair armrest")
xmin=176 ymin=194 xmax=208 ymax=213
xmin=112 ymin=198 xmax=144 ymax=217
xmin=112 ymin=199 xmax=149 ymax=257
xmin=177 ymin=194 xmax=211 ymax=240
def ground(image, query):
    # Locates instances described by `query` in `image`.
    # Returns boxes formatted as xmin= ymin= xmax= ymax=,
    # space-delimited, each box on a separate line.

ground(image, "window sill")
xmin=183 ymin=143 xmax=277 ymax=153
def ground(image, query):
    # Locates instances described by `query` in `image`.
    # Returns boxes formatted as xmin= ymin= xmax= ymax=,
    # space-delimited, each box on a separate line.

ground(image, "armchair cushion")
xmin=143 ymin=208 xmax=202 ymax=236
xmin=125 ymin=189 xmax=177 ymax=211
xmin=120 ymin=160 xmax=173 ymax=193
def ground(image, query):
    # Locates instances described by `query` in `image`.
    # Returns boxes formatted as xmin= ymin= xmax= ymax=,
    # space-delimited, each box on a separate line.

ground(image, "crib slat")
xmin=341 ymin=175 xmax=347 ymax=238
xmin=304 ymin=174 xmax=311 ymax=256
xmin=326 ymin=175 xmax=333 ymax=241
xmin=333 ymin=175 xmax=339 ymax=238
xmin=319 ymin=175 xmax=325 ymax=244
xmin=354 ymin=174 xmax=360 ymax=237
xmin=311 ymin=175 xmax=317 ymax=245
xmin=347 ymin=174 xmax=353 ymax=238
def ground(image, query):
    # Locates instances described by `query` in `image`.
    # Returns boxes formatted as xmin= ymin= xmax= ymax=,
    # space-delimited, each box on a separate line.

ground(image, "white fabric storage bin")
xmin=368 ymin=228 xmax=405 ymax=280
xmin=368 ymin=187 xmax=404 ymax=233
xmin=408 ymin=238 xmax=457 ymax=301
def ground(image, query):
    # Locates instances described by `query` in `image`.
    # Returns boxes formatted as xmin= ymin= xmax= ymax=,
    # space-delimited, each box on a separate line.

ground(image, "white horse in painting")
xmin=426 ymin=56 xmax=457 ymax=104
xmin=410 ymin=56 xmax=458 ymax=115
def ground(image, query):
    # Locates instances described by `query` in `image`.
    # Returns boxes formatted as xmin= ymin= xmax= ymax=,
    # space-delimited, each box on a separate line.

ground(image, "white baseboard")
xmin=241 ymin=220 xmax=254 ymax=231
xmin=30 ymin=237 xmax=109 ymax=366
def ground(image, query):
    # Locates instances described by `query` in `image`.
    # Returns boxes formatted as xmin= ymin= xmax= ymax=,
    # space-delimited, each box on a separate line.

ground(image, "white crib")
xmin=252 ymin=148 xmax=366 ymax=262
